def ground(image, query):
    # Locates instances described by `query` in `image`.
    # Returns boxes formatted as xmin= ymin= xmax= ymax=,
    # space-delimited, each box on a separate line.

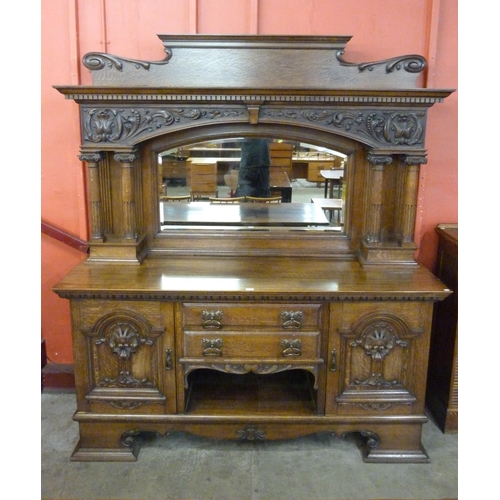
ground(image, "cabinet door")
xmin=71 ymin=300 xmax=176 ymax=414
xmin=325 ymin=302 xmax=433 ymax=416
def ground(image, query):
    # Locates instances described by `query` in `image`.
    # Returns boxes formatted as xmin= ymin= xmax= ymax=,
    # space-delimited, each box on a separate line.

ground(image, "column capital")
xmin=79 ymin=152 xmax=104 ymax=163
xmin=114 ymin=152 xmax=139 ymax=164
xmin=404 ymin=155 xmax=427 ymax=165
xmin=367 ymin=154 xmax=393 ymax=166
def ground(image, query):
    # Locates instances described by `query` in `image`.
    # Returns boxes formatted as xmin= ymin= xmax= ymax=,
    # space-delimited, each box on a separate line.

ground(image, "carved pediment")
xmin=81 ymin=35 xmax=426 ymax=90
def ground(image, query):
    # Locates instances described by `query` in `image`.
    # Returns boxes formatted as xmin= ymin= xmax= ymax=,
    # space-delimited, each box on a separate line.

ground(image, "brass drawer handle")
xmin=281 ymin=311 xmax=303 ymax=329
xmin=280 ymin=338 xmax=302 ymax=357
xmin=201 ymin=310 xmax=223 ymax=330
xmin=202 ymin=338 xmax=223 ymax=356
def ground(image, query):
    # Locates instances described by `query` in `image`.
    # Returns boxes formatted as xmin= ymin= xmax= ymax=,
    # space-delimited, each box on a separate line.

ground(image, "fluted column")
xmin=399 ymin=155 xmax=426 ymax=244
xmin=114 ymin=152 xmax=138 ymax=241
xmin=79 ymin=152 xmax=104 ymax=241
xmin=365 ymin=154 xmax=392 ymax=243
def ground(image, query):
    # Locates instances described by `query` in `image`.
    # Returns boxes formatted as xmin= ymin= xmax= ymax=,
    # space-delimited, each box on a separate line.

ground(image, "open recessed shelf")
xmin=185 ymin=369 xmax=317 ymax=416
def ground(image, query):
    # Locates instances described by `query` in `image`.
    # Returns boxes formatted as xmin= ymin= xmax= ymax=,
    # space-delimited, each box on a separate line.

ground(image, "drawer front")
xmin=310 ymin=161 xmax=334 ymax=169
xmin=167 ymin=168 xmax=186 ymax=176
xmin=184 ymin=330 xmax=320 ymax=359
xmin=307 ymin=162 xmax=334 ymax=182
xmin=163 ymin=162 xmax=187 ymax=177
xmin=181 ymin=303 xmax=322 ymax=330
xmin=271 ymin=158 xmax=292 ymax=167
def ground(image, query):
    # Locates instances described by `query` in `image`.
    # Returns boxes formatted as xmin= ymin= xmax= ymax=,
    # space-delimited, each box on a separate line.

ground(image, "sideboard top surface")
xmin=53 ymin=256 xmax=450 ymax=301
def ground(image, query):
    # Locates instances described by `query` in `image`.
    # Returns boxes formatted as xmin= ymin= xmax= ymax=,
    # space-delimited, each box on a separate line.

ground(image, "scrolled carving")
xmin=121 ymin=429 xmax=142 ymax=448
xmin=353 ymin=373 xmax=400 ymax=388
xmin=100 ymin=370 xmax=153 ymax=388
xmin=360 ymin=430 xmax=380 ymax=449
xmin=82 ymin=107 xmax=245 ymax=145
xmin=236 ymin=425 xmax=266 ymax=441
xmin=354 ymin=402 xmax=413 ymax=411
xmin=299 ymin=110 xmax=363 ymax=132
xmin=82 ymin=49 xmax=172 ymax=72
xmin=385 ymin=55 xmax=427 ymax=74
xmin=336 ymin=50 xmax=427 ymax=74
xmin=206 ymin=363 xmax=294 ymax=375
xmin=295 ymin=109 xmax=425 ymax=147
xmin=104 ymin=400 xmax=149 ymax=410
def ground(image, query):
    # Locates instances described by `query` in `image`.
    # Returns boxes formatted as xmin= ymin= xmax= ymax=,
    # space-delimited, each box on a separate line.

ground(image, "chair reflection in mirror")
xmin=190 ymin=162 xmax=218 ymax=200
xmin=246 ymin=196 xmax=282 ymax=203
xmin=161 ymin=195 xmax=191 ymax=202
xmin=209 ymin=197 xmax=246 ymax=204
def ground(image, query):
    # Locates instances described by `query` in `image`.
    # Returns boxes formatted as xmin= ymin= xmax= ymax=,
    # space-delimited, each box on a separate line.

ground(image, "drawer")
xmin=271 ymin=158 xmax=292 ymax=167
xmin=309 ymin=161 xmax=334 ymax=170
xmin=183 ymin=330 xmax=320 ymax=359
xmin=163 ymin=161 xmax=186 ymax=172
xmin=307 ymin=162 xmax=334 ymax=182
xmin=166 ymin=168 xmax=186 ymax=175
xmin=181 ymin=303 xmax=322 ymax=330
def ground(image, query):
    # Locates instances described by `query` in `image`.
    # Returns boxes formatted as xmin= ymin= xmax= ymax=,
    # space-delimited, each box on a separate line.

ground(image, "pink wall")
xmin=41 ymin=0 xmax=457 ymax=364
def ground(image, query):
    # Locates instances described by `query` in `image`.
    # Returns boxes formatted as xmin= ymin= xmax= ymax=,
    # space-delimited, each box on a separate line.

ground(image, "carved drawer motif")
xmin=181 ymin=303 xmax=321 ymax=329
xmin=183 ymin=331 xmax=320 ymax=359
xmin=180 ymin=302 xmax=325 ymax=390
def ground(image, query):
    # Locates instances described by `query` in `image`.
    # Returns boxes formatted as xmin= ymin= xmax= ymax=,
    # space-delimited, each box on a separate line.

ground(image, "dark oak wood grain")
xmin=52 ymin=35 xmax=454 ymax=463
xmin=425 ymin=224 xmax=458 ymax=433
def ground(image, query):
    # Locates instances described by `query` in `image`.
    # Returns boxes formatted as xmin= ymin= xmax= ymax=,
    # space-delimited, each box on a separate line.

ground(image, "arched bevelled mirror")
xmin=158 ymin=137 xmax=347 ymax=230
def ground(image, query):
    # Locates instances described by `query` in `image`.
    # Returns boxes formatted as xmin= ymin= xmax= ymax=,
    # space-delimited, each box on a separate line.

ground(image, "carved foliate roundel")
xmin=350 ymin=313 xmax=410 ymax=361
xmin=357 ymin=322 xmax=406 ymax=361
xmin=105 ymin=322 xmax=143 ymax=359
xmin=92 ymin=310 xmax=156 ymax=359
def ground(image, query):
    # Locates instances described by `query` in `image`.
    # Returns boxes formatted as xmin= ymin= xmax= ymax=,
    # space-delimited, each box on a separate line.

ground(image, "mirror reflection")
xmin=159 ymin=138 xmax=346 ymax=231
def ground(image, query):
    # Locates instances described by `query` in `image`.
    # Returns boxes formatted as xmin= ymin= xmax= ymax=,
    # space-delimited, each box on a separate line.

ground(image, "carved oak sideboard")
xmin=53 ymin=35 xmax=454 ymax=463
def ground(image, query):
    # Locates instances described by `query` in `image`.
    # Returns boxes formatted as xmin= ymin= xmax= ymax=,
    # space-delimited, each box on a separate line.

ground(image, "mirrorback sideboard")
xmin=53 ymin=35 xmax=454 ymax=463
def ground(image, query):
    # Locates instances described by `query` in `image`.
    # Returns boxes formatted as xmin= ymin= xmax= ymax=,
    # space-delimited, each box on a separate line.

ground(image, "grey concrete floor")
xmin=41 ymin=392 xmax=458 ymax=500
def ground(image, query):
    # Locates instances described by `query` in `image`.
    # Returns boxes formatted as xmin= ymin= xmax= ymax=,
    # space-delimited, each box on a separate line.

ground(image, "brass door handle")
xmin=330 ymin=349 xmax=337 ymax=372
xmin=165 ymin=348 xmax=172 ymax=370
